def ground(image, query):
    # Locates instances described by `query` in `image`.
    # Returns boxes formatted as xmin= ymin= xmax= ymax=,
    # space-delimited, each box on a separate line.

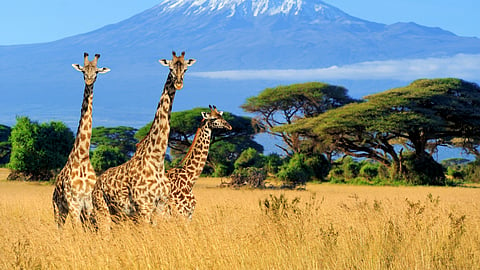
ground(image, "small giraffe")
xmin=92 ymin=51 xmax=195 ymax=227
xmin=52 ymin=52 xmax=110 ymax=228
xmin=165 ymin=105 xmax=232 ymax=219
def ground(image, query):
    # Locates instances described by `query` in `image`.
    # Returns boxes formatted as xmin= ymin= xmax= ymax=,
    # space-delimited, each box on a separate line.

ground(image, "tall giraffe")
xmin=92 ymin=51 xmax=195 ymax=227
xmin=164 ymin=105 xmax=232 ymax=219
xmin=52 ymin=52 xmax=110 ymax=228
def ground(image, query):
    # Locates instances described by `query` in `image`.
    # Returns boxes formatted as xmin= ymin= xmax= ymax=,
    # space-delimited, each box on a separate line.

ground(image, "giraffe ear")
xmin=201 ymin=112 xmax=210 ymax=119
xmin=186 ymin=59 xmax=196 ymax=66
xmin=72 ymin=64 xmax=84 ymax=72
xmin=159 ymin=59 xmax=170 ymax=66
xmin=97 ymin=67 xmax=111 ymax=74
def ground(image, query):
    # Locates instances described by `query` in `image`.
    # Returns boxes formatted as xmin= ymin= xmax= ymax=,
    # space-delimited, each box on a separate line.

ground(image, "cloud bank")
xmin=191 ymin=54 xmax=480 ymax=81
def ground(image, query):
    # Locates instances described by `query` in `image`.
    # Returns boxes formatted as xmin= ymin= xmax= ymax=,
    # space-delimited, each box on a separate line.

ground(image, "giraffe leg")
xmin=92 ymin=188 xmax=112 ymax=233
xmin=187 ymin=197 xmax=197 ymax=220
xmin=53 ymin=200 xmax=68 ymax=228
xmin=52 ymin=188 xmax=68 ymax=228
xmin=180 ymin=194 xmax=196 ymax=220
xmin=135 ymin=201 xmax=156 ymax=225
xmin=81 ymin=197 xmax=95 ymax=231
xmin=67 ymin=199 xmax=83 ymax=228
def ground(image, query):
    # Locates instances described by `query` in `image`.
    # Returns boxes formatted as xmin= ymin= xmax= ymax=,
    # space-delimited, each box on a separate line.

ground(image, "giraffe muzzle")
xmin=174 ymin=82 xmax=184 ymax=90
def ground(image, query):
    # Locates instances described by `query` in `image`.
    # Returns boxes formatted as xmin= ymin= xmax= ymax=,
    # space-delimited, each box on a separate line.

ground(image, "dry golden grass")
xmin=1 ymin=175 xmax=480 ymax=269
xmin=0 ymin=168 xmax=9 ymax=180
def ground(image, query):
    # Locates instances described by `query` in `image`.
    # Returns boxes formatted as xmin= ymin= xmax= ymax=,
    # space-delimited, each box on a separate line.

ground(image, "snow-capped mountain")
xmin=1 ymin=0 xmax=480 ymax=129
xmin=154 ymin=0 xmax=347 ymax=19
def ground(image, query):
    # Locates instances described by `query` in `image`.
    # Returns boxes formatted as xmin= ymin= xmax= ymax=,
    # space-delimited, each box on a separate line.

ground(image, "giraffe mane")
xmin=178 ymin=122 xmax=204 ymax=167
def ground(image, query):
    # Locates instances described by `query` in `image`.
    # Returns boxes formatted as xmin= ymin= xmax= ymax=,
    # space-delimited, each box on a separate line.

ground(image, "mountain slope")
xmin=1 ymin=0 xmax=480 ymax=128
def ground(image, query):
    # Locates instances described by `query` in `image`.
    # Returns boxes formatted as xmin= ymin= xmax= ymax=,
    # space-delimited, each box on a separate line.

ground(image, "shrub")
xmin=264 ymin=153 xmax=283 ymax=174
xmin=461 ymin=160 xmax=480 ymax=183
xmin=359 ymin=162 xmax=379 ymax=180
xmin=234 ymin=148 xmax=265 ymax=170
xmin=377 ymin=164 xmax=391 ymax=180
xmin=8 ymin=117 xmax=74 ymax=181
xmin=213 ymin=163 xmax=231 ymax=177
xmin=230 ymin=167 xmax=266 ymax=188
xmin=305 ymin=155 xmax=331 ymax=181
xmin=446 ymin=166 xmax=465 ymax=180
xmin=342 ymin=157 xmax=360 ymax=180
xmin=0 ymin=124 xmax=11 ymax=165
xmin=276 ymin=153 xmax=312 ymax=187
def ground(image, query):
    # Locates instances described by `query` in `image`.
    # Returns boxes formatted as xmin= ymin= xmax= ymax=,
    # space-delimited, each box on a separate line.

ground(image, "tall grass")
xmin=1 ymin=178 xmax=479 ymax=269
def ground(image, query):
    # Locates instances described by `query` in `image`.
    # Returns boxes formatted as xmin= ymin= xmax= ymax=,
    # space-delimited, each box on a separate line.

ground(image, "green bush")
xmin=8 ymin=117 xmax=74 ymax=180
xmin=264 ymin=153 xmax=283 ymax=174
xmin=276 ymin=153 xmax=312 ymax=187
xmin=213 ymin=163 xmax=231 ymax=177
xmin=234 ymin=147 xmax=265 ymax=169
xmin=377 ymin=164 xmax=391 ymax=180
xmin=342 ymin=157 xmax=360 ymax=180
xmin=446 ymin=166 xmax=465 ymax=180
xmin=359 ymin=162 xmax=379 ymax=180
xmin=461 ymin=161 xmax=480 ymax=183
xmin=305 ymin=155 xmax=331 ymax=181
xmin=0 ymin=124 xmax=11 ymax=165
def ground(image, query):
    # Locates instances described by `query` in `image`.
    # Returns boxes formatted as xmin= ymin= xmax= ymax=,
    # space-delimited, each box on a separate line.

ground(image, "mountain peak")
xmin=153 ymin=0 xmax=347 ymax=18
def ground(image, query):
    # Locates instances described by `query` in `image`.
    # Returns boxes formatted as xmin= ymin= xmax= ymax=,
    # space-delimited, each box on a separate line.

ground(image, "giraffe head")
xmin=159 ymin=51 xmax=196 ymax=90
xmin=201 ymin=105 xmax=233 ymax=130
xmin=72 ymin=52 xmax=110 ymax=85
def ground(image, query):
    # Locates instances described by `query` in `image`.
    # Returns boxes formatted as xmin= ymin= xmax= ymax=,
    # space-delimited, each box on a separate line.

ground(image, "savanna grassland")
xmin=1 ymin=169 xmax=480 ymax=269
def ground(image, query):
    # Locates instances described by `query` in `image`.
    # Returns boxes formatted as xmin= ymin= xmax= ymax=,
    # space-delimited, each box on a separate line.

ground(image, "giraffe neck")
xmin=179 ymin=121 xmax=212 ymax=187
xmin=137 ymin=72 xmax=176 ymax=170
xmin=70 ymin=83 xmax=94 ymax=161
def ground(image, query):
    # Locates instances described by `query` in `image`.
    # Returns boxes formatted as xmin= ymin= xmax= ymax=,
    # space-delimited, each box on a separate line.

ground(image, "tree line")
xmin=2 ymin=78 xmax=480 ymax=186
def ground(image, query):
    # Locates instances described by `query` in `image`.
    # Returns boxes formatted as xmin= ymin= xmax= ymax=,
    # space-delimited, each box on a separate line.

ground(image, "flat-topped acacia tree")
xmin=241 ymin=82 xmax=357 ymax=157
xmin=279 ymin=78 xmax=480 ymax=185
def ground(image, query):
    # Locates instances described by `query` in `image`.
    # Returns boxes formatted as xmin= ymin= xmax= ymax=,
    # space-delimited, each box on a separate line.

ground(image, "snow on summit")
xmin=156 ymin=0 xmax=340 ymax=17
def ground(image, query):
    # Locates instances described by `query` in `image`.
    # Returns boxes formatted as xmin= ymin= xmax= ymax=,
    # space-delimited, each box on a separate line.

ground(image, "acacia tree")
xmin=136 ymin=107 xmax=263 ymax=175
xmin=241 ymin=82 xmax=357 ymax=157
xmin=280 ymin=78 xmax=480 ymax=185
xmin=91 ymin=126 xmax=138 ymax=157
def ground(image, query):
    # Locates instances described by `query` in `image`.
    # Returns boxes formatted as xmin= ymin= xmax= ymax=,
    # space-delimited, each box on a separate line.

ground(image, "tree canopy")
xmin=241 ymin=82 xmax=357 ymax=156
xmin=91 ymin=126 xmax=138 ymax=157
xmin=279 ymin=78 xmax=480 ymax=184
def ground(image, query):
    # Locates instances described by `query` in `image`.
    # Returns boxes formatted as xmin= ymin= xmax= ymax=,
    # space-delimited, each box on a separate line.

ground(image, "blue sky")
xmin=1 ymin=0 xmax=479 ymax=45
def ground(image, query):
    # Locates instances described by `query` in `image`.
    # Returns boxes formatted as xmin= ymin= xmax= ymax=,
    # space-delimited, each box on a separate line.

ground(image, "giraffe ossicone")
xmin=159 ymin=51 xmax=196 ymax=90
xmin=52 ymin=52 xmax=110 ymax=229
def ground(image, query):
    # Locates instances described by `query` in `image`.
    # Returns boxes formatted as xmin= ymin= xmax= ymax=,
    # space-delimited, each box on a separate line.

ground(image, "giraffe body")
xmin=92 ymin=52 xmax=195 ymax=227
xmin=165 ymin=106 xmax=232 ymax=219
xmin=52 ymin=53 xmax=110 ymax=228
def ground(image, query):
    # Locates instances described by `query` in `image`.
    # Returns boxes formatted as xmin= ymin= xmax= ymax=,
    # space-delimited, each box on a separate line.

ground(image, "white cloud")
xmin=191 ymin=54 xmax=480 ymax=81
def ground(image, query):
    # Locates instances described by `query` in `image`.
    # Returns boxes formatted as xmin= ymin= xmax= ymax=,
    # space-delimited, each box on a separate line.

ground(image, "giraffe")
xmin=164 ymin=105 xmax=232 ymax=219
xmin=92 ymin=51 xmax=195 ymax=227
xmin=52 ymin=52 xmax=110 ymax=228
